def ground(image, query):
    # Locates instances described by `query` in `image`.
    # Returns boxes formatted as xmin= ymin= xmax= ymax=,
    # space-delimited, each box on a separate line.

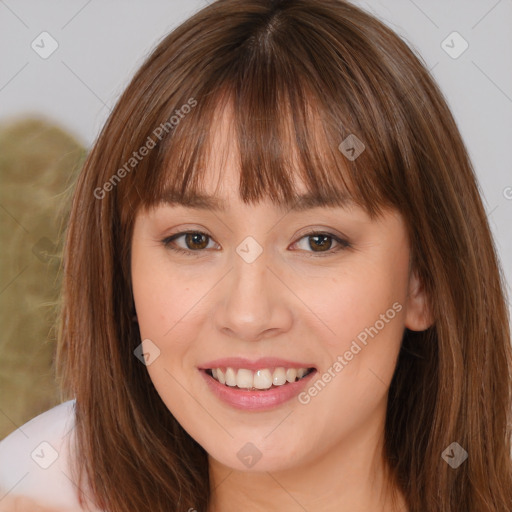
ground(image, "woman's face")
xmin=130 ymin=110 xmax=430 ymax=475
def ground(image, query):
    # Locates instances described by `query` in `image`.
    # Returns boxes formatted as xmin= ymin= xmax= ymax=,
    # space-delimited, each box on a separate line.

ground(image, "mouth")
xmin=198 ymin=357 xmax=318 ymax=410
xmin=204 ymin=366 xmax=316 ymax=391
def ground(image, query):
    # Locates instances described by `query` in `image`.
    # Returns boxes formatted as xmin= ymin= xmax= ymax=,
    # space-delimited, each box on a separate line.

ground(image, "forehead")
xmin=161 ymin=136 xmax=353 ymax=213
xmin=157 ymin=100 xmax=353 ymax=213
xmin=158 ymin=188 xmax=354 ymax=214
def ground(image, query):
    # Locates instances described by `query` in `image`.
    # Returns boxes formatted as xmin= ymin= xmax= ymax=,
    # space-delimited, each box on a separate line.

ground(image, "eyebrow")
xmin=159 ymin=191 xmax=353 ymax=212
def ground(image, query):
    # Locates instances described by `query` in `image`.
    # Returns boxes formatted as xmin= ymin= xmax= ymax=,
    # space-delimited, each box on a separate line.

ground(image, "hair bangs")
xmin=120 ymin=22 xmax=405 ymax=221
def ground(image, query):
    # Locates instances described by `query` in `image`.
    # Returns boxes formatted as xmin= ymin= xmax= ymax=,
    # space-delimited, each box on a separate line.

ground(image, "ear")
xmin=404 ymin=269 xmax=433 ymax=331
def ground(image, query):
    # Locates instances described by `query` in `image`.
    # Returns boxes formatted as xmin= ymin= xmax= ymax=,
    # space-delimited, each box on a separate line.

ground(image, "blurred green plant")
xmin=0 ymin=118 xmax=86 ymax=439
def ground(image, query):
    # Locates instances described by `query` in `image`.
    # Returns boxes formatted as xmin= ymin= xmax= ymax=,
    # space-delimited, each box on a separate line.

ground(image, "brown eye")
xmin=308 ymin=234 xmax=334 ymax=252
xmin=292 ymin=231 xmax=351 ymax=257
xmin=162 ymin=230 xmax=350 ymax=258
xmin=183 ymin=232 xmax=209 ymax=250
xmin=162 ymin=231 xmax=216 ymax=256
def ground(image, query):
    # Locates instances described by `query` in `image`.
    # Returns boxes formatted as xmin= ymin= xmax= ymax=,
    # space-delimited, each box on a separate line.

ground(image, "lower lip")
xmin=200 ymin=369 xmax=317 ymax=411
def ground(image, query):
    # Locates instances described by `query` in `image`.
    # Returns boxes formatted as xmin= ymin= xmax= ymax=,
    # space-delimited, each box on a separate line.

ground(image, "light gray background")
xmin=1 ymin=0 xmax=511 ymax=318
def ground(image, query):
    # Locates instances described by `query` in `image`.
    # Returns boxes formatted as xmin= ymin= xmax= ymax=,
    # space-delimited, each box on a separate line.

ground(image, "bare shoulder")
xmin=0 ymin=401 xmax=99 ymax=511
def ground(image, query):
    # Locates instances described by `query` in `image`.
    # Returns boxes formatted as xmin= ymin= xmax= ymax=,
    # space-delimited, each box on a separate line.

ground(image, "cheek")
xmin=131 ymin=258 xmax=201 ymax=416
xmin=131 ymin=250 xmax=219 ymax=385
xmin=312 ymin=258 xmax=409 ymax=351
xmin=290 ymin=273 xmax=407 ymax=451
xmin=132 ymin=273 xmax=175 ymax=340
xmin=131 ymin=248 xmax=196 ymax=342
xmin=303 ymin=250 xmax=409 ymax=414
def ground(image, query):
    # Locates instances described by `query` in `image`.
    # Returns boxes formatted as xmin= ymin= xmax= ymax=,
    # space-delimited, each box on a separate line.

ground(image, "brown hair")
xmin=56 ymin=0 xmax=512 ymax=510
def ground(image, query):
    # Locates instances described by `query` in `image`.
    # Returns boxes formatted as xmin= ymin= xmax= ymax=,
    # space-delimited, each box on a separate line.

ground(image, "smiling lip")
xmin=198 ymin=357 xmax=317 ymax=411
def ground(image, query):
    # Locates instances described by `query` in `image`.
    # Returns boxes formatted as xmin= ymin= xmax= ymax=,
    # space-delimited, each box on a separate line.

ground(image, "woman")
xmin=1 ymin=0 xmax=511 ymax=510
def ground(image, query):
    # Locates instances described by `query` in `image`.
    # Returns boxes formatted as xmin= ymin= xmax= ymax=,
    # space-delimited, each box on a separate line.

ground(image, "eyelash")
xmin=161 ymin=230 xmax=351 ymax=258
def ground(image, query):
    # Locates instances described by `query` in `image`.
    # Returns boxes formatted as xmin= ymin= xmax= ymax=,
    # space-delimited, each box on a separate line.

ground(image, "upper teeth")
xmin=211 ymin=367 xmax=310 ymax=390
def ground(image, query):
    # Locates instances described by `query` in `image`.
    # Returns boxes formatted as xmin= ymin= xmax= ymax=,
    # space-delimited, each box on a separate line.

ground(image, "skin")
xmin=0 ymin=496 xmax=78 ymax=512
xmin=130 ymin=107 xmax=432 ymax=512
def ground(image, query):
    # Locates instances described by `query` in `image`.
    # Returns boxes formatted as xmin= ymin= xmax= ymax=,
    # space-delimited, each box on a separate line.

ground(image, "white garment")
xmin=0 ymin=400 xmax=99 ymax=510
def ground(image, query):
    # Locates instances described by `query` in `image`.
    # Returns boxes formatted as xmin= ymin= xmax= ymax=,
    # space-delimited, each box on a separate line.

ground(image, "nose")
xmin=214 ymin=245 xmax=293 ymax=342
